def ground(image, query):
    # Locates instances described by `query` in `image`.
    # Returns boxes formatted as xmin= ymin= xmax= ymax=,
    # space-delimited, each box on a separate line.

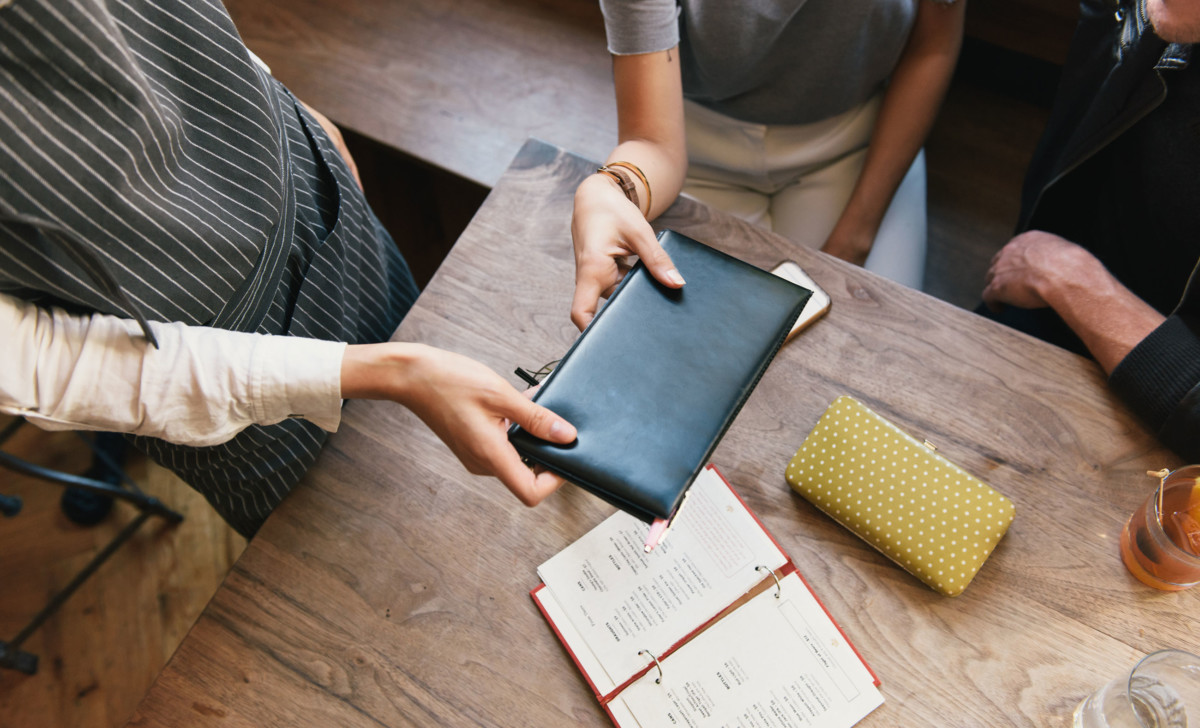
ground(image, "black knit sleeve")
xmin=1110 ymin=314 xmax=1200 ymax=461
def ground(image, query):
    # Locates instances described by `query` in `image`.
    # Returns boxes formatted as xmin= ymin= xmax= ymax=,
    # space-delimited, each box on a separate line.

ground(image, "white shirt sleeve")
xmin=1 ymin=293 xmax=347 ymax=447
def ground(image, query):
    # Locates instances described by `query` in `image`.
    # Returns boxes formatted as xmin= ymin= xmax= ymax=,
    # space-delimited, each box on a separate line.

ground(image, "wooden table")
xmin=130 ymin=140 xmax=1199 ymax=727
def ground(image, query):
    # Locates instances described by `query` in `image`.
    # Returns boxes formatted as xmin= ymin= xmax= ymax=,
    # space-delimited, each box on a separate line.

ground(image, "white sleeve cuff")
xmin=249 ymin=336 xmax=347 ymax=434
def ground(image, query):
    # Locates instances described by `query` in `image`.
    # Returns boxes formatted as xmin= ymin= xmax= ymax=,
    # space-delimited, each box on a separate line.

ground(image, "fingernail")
xmin=550 ymin=420 xmax=576 ymax=441
xmin=667 ymin=269 xmax=685 ymax=286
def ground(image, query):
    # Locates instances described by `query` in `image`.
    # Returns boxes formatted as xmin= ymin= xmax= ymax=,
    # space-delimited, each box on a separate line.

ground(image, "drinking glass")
xmin=1073 ymin=650 xmax=1200 ymax=728
xmin=1120 ymin=466 xmax=1200 ymax=591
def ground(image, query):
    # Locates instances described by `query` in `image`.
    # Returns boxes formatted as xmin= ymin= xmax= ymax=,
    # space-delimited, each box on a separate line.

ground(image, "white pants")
xmin=682 ymin=95 xmax=927 ymax=289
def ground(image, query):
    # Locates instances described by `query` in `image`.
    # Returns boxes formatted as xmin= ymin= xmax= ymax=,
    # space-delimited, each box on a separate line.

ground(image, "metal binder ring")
xmin=638 ymin=649 xmax=664 ymax=684
xmin=756 ymin=565 xmax=782 ymax=599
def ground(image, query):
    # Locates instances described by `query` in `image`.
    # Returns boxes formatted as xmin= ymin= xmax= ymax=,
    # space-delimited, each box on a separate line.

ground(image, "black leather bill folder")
xmin=508 ymin=229 xmax=811 ymax=524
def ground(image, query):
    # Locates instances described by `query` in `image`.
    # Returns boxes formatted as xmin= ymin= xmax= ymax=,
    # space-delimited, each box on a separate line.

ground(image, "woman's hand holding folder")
xmin=570 ymin=172 xmax=685 ymax=331
xmin=341 ymin=342 xmax=577 ymax=506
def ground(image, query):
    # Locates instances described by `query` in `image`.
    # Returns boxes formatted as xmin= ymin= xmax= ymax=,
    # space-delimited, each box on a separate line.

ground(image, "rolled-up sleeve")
xmin=1 ymin=293 xmax=346 ymax=447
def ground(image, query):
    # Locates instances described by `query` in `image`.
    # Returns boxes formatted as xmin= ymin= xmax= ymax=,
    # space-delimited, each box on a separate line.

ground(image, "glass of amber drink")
xmin=1120 ymin=465 xmax=1200 ymax=591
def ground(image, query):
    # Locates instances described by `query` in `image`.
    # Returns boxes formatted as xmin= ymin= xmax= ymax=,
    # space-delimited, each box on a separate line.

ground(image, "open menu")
xmin=532 ymin=465 xmax=883 ymax=727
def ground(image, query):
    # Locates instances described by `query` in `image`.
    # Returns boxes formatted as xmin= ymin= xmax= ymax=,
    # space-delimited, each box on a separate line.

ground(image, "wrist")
xmin=340 ymin=342 xmax=430 ymax=402
xmin=598 ymin=161 xmax=651 ymax=216
xmin=578 ymin=170 xmax=623 ymax=201
xmin=825 ymin=216 xmax=878 ymax=260
xmin=596 ymin=166 xmax=640 ymax=212
xmin=1033 ymin=244 xmax=1111 ymax=312
xmin=576 ymin=171 xmax=642 ymax=221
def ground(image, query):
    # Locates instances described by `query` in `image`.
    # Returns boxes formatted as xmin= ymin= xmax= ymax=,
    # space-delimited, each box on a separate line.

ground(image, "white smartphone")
xmin=771 ymin=260 xmax=831 ymax=340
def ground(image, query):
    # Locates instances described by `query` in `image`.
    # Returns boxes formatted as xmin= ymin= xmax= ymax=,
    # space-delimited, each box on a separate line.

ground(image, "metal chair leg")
xmin=0 ymin=492 xmax=21 ymax=517
xmin=0 ymin=419 xmax=184 ymax=674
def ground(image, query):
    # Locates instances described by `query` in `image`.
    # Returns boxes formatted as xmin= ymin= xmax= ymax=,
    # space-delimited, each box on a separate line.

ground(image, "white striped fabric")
xmin=0 ymin=0 xmax=419 ymax=536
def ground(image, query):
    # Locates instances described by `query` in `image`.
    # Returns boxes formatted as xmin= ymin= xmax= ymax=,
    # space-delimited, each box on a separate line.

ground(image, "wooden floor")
xmin=0 ymin=59 xmax=1050 ymax=728
xmin=0 ymin=420 xmax=245 ymax=728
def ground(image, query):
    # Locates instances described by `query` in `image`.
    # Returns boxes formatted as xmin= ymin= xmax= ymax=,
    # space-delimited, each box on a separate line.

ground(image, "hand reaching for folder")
xmin=340 ymin=342 xmax=577 ymax=505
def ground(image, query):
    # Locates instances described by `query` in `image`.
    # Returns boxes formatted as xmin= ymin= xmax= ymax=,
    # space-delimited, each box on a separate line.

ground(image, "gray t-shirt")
xmin=600 ymin=0 xmax=917 ymax=125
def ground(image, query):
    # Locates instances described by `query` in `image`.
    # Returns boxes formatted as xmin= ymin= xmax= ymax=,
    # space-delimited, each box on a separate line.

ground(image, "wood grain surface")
xmin=0 ymin=422 xmax=245 ymax=728
xmin=221 ymin=0 xmax=1074 ymax=187
xmin=224 ymin=0 xmax=616 ymax=188
xmin=130 ymin=140 xmax=1199 ymax=727
xmin=222 ymin=0 xmax=1063 ymax=313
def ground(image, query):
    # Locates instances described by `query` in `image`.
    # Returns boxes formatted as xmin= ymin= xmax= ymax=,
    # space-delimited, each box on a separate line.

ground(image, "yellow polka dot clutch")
xmin=785 ymin=396 xmax=1014 ymax=597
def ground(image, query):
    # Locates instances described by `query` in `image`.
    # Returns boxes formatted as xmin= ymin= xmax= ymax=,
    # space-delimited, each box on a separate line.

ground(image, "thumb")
xmin=571 ymin=274 xmax=605 ymax=331
xmin=509 ymin=396 xmax=577 ymax=444
xmin=634 ymin=236 xmax=685 ymax=290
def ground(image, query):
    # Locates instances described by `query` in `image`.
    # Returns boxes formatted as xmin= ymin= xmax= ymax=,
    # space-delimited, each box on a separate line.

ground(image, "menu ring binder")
xmin=637 ymin=650 xmax=664 ymax=684
xmin=531 ymin=465 xmax=884 ymax=727
xmin=755 ymin=565 xmax=782 ymax=599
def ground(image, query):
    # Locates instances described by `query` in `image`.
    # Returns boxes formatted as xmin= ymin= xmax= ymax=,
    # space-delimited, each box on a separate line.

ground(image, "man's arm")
xmin=1108 ymin=313 xmax=1200 ymax=461
xmin=3 ymin=294 xmax=576 ymax=504
xmin=983 ymin=231 xmax=1200 ymax=460
xmin=982 ymin=231 xmax=1164 ymax=372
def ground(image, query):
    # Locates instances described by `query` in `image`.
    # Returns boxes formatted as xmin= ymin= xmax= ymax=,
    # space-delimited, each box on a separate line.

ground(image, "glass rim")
xmin=1127 ymin=648 xmax=1200 ymax=713
xmin=1130 ymin=648 xmax=1200 ymax=671
xmin=1159 ymin=464 xmax=1200 ymax=487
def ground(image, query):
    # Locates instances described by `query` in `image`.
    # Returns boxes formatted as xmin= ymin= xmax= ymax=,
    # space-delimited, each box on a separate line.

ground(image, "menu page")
xmin=537 ymin=467 xmax=788 ymax=694
xmin=609 ymin=572 xmax=883 ymax=728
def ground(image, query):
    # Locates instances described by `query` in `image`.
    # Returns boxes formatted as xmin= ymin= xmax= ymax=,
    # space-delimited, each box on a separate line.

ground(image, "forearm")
xmin=837 ymin=1 xmax=964 ymax=238
xmin=602 ymin=138 xmax=686 ymax=221
xmin=983 ymin=232 xmax=1166 ymax=372
xmin=605 ymin=49 xmax=688 ymax=219
xmin=569 ymin=48 xmax=686 ymax=329
xmin=340 ymin=341 xmax=431 ymax=404
xmin=1040 ymin=261 xmax=1165 ymax=374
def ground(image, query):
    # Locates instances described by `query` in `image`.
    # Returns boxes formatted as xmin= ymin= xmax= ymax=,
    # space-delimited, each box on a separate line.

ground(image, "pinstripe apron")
xmin=0 ymin=0 xmax=419 ymax=536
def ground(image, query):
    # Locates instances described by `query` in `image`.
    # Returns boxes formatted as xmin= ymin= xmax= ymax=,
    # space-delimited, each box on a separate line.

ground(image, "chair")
xmin=0 ymin=417 xmax=183 ymax=674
